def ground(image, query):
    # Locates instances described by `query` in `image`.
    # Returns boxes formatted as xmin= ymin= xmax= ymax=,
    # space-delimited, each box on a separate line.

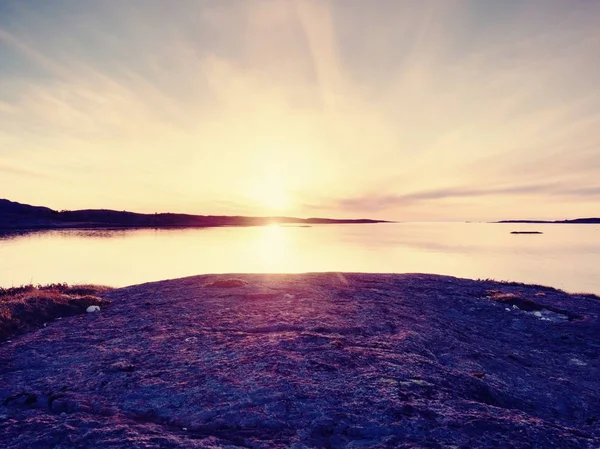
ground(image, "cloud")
xmin=0 ymin=163 xmax=50 ymax=179
xmin=1 ymin=1 xmax=600 ymax=219
xmin=0 ymin=24 xmax=70 ymax=78
xmin=322 ymin=182 xmax=600 ymax=213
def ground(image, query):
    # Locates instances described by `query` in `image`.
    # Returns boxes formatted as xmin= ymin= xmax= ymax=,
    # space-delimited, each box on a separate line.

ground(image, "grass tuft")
xmin=0 ymin=284 xmax=113 ymax=341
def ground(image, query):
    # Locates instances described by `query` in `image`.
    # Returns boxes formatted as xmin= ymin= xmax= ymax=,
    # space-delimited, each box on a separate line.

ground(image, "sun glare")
xmin=261 ymin=190 xmax=290 ymax=212
xmin=254 ymin=224 xmax=291 ymax=271
xmin=249 ymin=170 xmax=292 ymax=213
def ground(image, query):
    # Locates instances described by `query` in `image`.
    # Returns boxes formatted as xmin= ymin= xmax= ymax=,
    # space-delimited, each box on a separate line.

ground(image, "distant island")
xmin=497 ymin=218 xmax=600 ymax=224
xmin=0 ymin=199 xmax=390 ymax=230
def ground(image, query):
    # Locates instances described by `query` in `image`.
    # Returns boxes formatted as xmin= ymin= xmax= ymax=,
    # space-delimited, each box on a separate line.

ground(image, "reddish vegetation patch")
xmin=487 ymin=290 xmax=583 ymax=321
xmin=0 ymin=284 xmax=112 ymax=341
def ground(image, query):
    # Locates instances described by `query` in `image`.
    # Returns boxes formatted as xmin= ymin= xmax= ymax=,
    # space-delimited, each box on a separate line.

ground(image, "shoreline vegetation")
xmin=0 ymin=198 xmax=390 ymax=230
xmin=1 ymin=273 xmax=599 ymax=448
xmin=0 ymin=283 xmax=112 ymax=341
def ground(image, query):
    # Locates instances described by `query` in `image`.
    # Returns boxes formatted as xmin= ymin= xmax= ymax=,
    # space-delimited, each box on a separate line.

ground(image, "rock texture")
xmin=1 ymin=273 xmax=599 ymax=448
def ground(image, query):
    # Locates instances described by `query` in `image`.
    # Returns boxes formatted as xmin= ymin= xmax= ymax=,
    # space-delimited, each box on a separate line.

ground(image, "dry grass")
xmin=0 ymin=284 xmax=113 ymax=341
xmin=487 ymin=291 xmax=521 ymax=301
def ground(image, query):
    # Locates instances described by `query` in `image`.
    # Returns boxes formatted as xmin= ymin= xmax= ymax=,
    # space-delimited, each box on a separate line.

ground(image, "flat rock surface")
xmin=1 ymin=273 xmax=599 ymax=448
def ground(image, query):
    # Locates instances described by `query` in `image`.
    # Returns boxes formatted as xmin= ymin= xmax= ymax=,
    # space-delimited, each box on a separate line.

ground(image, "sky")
xmin=1 ymin=0 xmax=599 ymax=221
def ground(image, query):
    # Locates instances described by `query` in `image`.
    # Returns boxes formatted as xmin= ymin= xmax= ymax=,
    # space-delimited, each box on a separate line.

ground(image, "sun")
xmin=256 ymin=186 xmax=290 ymax=212
xmin=248 ymin=172 xmax=292 ymax=213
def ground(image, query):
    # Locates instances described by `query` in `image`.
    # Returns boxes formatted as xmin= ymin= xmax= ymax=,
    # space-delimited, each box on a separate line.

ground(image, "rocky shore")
xmin=1 ymin=273 xmax=599 ymax=448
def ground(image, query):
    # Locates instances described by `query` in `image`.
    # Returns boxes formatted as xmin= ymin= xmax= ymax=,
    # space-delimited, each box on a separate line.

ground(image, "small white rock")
xmin=182 ymin=428 xmax=188 ymax=431
xmin=533 ymin=311 xmax=542 ymax=318
xmin=86 ymin=305 xmax=101 ymax=313
xmin=283 ymin=294 xmax=295 ymax=299
xmin=505 ymin=308 xmax=511 ymax=312
xmin=512 ymin=305 xmax=519 ymax=310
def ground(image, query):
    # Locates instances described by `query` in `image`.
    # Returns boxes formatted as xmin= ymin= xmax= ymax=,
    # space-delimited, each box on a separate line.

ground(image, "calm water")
xmin=1 ymin=223 xmax=599 ymax=293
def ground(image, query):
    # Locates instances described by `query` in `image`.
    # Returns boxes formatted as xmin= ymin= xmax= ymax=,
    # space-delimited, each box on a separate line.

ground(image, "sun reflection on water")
xmin=2 ymin=224 xmax=600 ymax=293
xmin=253 ymin=225 xmax=291 ymax=271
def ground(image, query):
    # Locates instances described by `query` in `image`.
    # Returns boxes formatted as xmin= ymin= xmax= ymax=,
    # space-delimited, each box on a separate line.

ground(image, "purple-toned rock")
xmin=1 ymin=273 xmax=599 ymax=448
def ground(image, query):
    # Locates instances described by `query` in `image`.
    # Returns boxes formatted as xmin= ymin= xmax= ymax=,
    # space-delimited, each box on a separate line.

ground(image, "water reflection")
xmin=0 ymin=223 xmax=599 ymax=293
xmin=0 ymin=229 xmax=46 ymax=240
xmin=0 ymin=226 xmax=215 ymax=241
xmin=254 ymin=225 xmax=290 ymax=270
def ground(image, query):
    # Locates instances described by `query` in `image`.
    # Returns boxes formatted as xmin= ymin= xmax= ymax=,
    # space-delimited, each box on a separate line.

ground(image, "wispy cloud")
xmin=315 ymin=182 xmax=600 ymax=214
xmin=0 ymin=1 xmax=599 ymax=219
xmin=0 ymin=162 xmax=51 ymax=179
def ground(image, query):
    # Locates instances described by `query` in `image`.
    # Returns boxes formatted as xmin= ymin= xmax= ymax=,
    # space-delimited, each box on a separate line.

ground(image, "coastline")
xmin=0 ymin=198 xmax=391 ymax=231
xmin=0 ymin=221 xmax=389 ymax=233
xmin=1 ymin=273 xmax=599 ymax=448
xmin=495 ymin=219 xmax=600 ymax=224
xmin=0 ymin=221 xmax=392 ymax=232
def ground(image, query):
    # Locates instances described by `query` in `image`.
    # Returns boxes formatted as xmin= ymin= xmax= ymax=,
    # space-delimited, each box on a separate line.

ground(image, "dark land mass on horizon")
xmin=497 ymin=218 xmax=600 ymax=224
xmin=0 ymin=199 xmax=390 ymax=230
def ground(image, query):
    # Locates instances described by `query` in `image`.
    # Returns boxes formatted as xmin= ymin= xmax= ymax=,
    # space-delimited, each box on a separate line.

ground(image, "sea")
xmin=1 ymin=222 xmax=599 ymax=294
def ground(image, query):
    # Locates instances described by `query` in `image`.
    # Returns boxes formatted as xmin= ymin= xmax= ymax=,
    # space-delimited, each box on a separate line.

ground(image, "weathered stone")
xmin=1 ymin=273 xmax=599 ymax=448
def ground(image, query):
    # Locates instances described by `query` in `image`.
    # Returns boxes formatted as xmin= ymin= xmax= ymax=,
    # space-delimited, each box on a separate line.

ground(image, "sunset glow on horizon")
xmin=1 ymin=1 xmax=600 ymax=221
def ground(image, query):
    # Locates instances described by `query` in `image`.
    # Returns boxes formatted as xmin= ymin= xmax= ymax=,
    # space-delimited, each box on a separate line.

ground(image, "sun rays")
xmin=1 ymin=1 xmax=600 ymax=220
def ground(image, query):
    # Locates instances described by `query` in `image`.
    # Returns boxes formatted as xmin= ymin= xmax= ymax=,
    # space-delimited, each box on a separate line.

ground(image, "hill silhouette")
xmin=0 ymin=199 xmax=389 ymax=230
xmin=497 ymin=218 xmax=600 ymax=224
